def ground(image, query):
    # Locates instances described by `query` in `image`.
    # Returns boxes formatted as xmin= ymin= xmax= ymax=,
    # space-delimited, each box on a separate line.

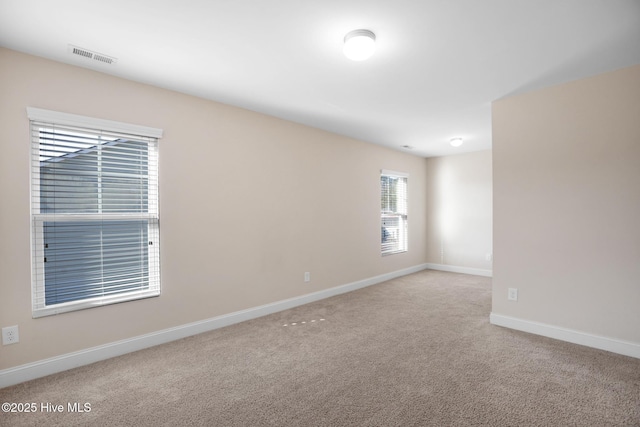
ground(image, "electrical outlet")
xmin=304 ymin=272 xmax=311 ymax=283
xmin=508 ymin=288 xmax=518 ymax=301
xmin=485 ymin=253 xmax=493 ymax=261
xmin=2 ymin=325 xmax=19 ymax=345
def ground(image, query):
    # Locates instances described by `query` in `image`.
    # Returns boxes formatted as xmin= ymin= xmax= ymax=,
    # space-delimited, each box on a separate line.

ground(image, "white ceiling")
xmin=1 ymin=0 xmax=639 ymax=157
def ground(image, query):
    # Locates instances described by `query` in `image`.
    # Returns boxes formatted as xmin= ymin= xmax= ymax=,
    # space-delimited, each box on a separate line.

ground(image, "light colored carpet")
xmin=1 ymin=270 xmax=639 ymax=426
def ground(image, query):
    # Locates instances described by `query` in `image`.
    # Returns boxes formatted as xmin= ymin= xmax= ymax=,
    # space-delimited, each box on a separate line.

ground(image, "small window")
xmin=28 ymin=108 xmax=162 ymax=317
xmin=381 ymin=170 xmax=408 ymax=255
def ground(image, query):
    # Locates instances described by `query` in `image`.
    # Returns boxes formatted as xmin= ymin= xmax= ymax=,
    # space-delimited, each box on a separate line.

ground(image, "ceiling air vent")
xmin=68 ymin=45 xmax=117 ymax=65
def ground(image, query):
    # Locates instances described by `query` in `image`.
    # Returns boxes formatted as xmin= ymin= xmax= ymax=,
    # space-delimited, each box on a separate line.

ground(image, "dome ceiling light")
xmin=450 ymin=138 xmax=464 ymax=147
xmin=343 ymin=29 xmax=376 ymax=61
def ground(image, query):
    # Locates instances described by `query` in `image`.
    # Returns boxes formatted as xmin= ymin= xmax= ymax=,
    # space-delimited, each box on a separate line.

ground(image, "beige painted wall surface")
xmin=492 ymin=64 xmax=640 ymax=343
xmin=0 ymin=48 xmax=427 ymax=369
xmin=425 ymin=151 xmax=492 ymax=270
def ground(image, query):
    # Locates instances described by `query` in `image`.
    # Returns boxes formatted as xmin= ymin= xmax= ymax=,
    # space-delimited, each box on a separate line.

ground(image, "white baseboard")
xmin=490 ymin=313 xmax=640 ymax=359
xmin=0 ymin=263 xmax=428 ymax=389
xmin=424 ymin=263 xmax=492 ymax=277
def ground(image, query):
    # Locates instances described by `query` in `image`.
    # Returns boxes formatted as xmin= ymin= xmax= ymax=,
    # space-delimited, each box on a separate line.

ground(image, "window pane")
xmin=39 ymin=134 xmax=150 ymax=214
xmin=43 ymin=220 xmax=150 ymax=305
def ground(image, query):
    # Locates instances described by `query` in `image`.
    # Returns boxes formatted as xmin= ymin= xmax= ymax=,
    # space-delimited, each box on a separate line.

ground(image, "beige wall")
xmin=0 ymin=48 xmax=427 ymax=369
xmin=425 ymin=150 xmax=493 ymax=271
xmin=492 ymin=64 xmax=640 ymax=343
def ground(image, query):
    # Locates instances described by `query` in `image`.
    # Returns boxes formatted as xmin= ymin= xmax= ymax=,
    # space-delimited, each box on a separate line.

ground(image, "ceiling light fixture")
xmin=343 ymin=29 xmax=376 ymax=61
xmin=450 ymin=138 xmax=464 ymax=147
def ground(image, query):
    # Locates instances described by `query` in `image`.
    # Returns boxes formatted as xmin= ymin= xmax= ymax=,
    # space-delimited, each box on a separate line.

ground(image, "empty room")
xmin=0 ymin=1 xmax=639 ymax=425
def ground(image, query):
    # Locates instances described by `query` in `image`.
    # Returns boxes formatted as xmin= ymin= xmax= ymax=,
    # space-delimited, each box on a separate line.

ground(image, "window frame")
xmin=380 ymin=169 xmax=408 ymax=256
xmin=28 ymin=107 xmax=163 ymax=317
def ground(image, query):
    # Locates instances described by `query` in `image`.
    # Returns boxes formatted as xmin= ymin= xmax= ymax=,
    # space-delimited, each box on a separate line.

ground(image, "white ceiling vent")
xmin=68 ymin=45 xmax=117 ymax=65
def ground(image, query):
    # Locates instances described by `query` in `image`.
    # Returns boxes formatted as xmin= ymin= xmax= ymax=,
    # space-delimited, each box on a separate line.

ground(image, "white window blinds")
xmin=381 ymin=170 xmax=408 ymax=255
xmin=28 ymin=108 xmax=162 ymax=317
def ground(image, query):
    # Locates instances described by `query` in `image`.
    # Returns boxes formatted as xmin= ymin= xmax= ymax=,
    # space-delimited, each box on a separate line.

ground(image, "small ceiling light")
xmin=344 ymin=29 xmax=376 ymax=61
xmin=450 ymin=138 xmax=464 ymax=147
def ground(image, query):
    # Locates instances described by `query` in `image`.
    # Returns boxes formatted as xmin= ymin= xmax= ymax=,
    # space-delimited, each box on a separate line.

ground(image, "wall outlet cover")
xmin=2 ymin=325 xmax=19 ymax=345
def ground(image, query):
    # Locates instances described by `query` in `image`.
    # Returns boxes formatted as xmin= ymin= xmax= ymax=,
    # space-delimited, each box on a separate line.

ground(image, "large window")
xmin=381 ymin=170 xmax=408 ymax=255
xmin=28 ymin=108 xmax=162 ymax=317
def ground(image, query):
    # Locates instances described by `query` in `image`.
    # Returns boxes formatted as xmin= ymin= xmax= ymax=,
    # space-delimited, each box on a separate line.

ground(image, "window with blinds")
xmin=381 ymin=170 xmax=408 ymax=255
xmin=28 ymin=108 xmax=162 ymax=317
